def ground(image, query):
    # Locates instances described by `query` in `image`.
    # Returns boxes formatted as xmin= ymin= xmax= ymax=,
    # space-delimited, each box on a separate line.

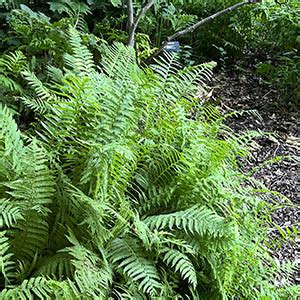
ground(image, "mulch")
xmin=210 ymin=64 xmax=299 ymax=284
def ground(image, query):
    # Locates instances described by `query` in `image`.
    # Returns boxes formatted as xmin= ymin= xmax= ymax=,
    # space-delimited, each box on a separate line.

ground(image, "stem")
xmin=127 ymin=0 xmax=134 ymax=46
xmin=128 ymin=0 xmax=157 ymax=47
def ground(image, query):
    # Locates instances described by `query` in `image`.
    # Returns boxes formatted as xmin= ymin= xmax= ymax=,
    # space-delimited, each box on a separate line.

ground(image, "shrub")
xmin=0 ymin=29 xmax=298 ymax=299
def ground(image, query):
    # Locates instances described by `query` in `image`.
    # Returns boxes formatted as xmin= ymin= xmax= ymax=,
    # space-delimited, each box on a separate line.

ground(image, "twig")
xmin=146 ymin=0 xmax=261 ymax=62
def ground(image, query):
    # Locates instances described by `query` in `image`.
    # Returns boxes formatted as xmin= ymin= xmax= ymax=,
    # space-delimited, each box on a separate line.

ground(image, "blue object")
xmin=163 ymin=41 xmax=180 ymax=52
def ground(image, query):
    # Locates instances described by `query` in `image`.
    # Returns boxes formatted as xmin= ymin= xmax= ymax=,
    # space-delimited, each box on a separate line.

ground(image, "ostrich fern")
xmin=0 ymin=29 xmax=298 ymax=299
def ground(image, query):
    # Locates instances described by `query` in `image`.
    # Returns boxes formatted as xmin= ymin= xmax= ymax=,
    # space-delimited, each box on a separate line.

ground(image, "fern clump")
xmin=0 ymin=29 xmax=298 ymax=299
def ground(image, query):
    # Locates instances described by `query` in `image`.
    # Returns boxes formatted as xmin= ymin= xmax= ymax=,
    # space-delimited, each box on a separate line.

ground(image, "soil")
xmin=210 ymin=64 xmax=299 ymax=285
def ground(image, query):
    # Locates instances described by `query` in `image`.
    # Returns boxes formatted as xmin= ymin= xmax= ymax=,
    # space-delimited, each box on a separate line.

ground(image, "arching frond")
xmin=0 ymin=198 xmax=23 ymax=229
xmin=1 ymin=51 xmax=27 ymax=74
xmin=34 ymin=252 xmax=74 ymax=280
xmin=0 ymin=276 xmax=56 ymax=299
xmin=109 ymin=237 xmax=161 ymax=296
xmin=144 ymin=205 xmax=231 ymax=238
xmin=0 ymin=231 xmax=15 ymax=286
xmin=161 ymin=247 xmax=197 ymax=288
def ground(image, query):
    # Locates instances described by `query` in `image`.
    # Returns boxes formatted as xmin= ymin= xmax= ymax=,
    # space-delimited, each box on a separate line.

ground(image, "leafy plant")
xmin=0 ymin=29 xmax=298 ymax=299
xmin=256 ymin=50 xmax=300 ymax=106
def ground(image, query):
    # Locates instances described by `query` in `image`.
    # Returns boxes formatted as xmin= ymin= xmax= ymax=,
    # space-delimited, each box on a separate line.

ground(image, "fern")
xmin=0 ymin=103 xmax=24 ymax=172
xmin=161 ymin=247 xmax=197 ymax=288
xmin=0 ymin=199 xmax=23 ymax=229
xmin=0 ymin=231 xmax=15 ymax=286
xmin=63 ymin=27 xmax=94 ymax=76
xmin=0 ymin=277 xmax=55 ymax=299
xmin=109 ymin=237 xmax=161 ymax=296
xmin=5 ymin=141 xmax=55 ymax=211
xmin=0 ymin=34 xmax=298 ymax=299
xmin=144 ymin=205 xmax=231 ymax=238
xmin=21 ymin=70 xmax=57 ymax=113
xmin=0 ymin=0 xmax=20 ymax=9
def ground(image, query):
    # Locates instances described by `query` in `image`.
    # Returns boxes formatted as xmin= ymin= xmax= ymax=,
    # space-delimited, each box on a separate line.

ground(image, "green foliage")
xmin=256 ymin=50 xmax=300 ymax=106
xmin=0 ymin=51 xmax=27 ymax=111
xmin=0 ymin=32 xmax=298 ymax=299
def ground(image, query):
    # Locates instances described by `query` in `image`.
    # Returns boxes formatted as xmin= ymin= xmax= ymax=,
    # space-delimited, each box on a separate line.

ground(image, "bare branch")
xmin=134 ymin=0 xmax=157 ymax=29
xmin=128 ymin=0 xmax=157 ymax=47
xmin=146 ymin=0 xmax=261 ymax=62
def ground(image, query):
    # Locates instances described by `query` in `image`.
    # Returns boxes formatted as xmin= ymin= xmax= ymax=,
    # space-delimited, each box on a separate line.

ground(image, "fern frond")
xmin=64 ymin=27 xmax=94 ymax=76
xmin=0 ymin=198 xmax=23 ymax=229
xmin=0 ymin=103 xmax=24 ymax=172
xmin=0 ymin=276 xmax=55 ymax=299
xmin=109 ymin=237 xmax=161 ymax=296
xmin=144 ymin=205 xmax=230 ymax=238
xmin=22 ymin=70 xmax=57 ymax=103
xmin=0 ymin=75 xmax=22 ymax=93
xmin=66 ymin=185 xmax=112 ymax=244
xmin=161 ymin=247 xmax=197 ymax=288
xmin=21 ymin=96 xmax=51 ymax=114
xmin=34 ymin=253 xmax=74 ymax=280
xmin=11 ymin=211 xmax=49 ymax=262
xmin=6 ymin=141 xmax=55 ymax=211
xmin=151 ymin=52 xmax=181 ymax=80
xmin=62 ymin=231 xmax=113 ymax=298
xmin=0 ymin=231 xmax=15 ymax=286
xmin=101 ymin=43 xmax=140 ymax=80
xmin=1 ymin=51 xmax=27 ymax=74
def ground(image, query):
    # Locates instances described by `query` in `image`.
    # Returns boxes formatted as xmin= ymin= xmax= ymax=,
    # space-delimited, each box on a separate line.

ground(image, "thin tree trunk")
xmin=128 ymin=0 xmax=157 ymax=47
xmin=127 ymin=0 xmax=134 ymax=46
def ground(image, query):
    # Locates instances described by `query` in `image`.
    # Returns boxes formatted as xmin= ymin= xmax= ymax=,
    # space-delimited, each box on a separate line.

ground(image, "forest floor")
xmin=210 ymin=63 xmax=299 ymax=284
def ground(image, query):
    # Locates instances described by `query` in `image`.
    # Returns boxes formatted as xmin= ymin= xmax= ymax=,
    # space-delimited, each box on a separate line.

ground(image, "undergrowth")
xmin=0 ymin=29 xmax=298 ymax=299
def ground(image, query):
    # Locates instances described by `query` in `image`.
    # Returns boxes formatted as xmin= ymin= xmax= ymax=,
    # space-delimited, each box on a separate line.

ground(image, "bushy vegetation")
xmin=1 ymin=0 xmax=299 ymax=105
xmin=0 ymin=1 xmax=299 ymax=299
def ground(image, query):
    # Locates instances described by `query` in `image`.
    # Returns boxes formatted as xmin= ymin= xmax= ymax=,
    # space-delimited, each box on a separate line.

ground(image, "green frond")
xmin=135 ymin=184 xmax=177 ymax=214
xmin=0 ymin=276 xmax=55 ymax=299
xmin=101 ymin=43 xmax=140 ymax=80
xmin=64 ymin=27 xmax=94 ymax=76
xmin=161 ymin=247 xmax=197 ymax=288
xmin=0 ymin=75 xmax=22 ymax=93
xmin=96 ymin=80 xmax=140 ymax=144
xmin=1 ymin=51 xmax=27 ymax=74
xmin=21 ymin=96 xmax=51 ymax=114
xmin=21 ymin=70 xmax=57 ymax=105
xmin=151 ymin=52 xmax=182 ymax=80
xmin=0 ymin=231 xmax=15 ymax=286
xmin=62 ymin=232 xmax=113 ymax=298
xmin=144 ymin=205 xmax=231 ymax=238
xmin=6 ymin=141 xmax=55 ymax=211
xmin=109 ymin=237 xmax=162 ymax=296
xmin=0 ymin=103 xmax=24 ymax=173
xmin=66 ymin=185 xmax=112 ymax=244
xmin=0 ymin=198 xmax=23 ymax=229
xmin=46 ymin=65 xmax=64 ymax=83
xmin=0 ymin=51 xmax=26 ymax=95
xmin=11 ymin=211 xmax=49 ymax=263
xmin=34 ymin=253 xmax=74 ymax=280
